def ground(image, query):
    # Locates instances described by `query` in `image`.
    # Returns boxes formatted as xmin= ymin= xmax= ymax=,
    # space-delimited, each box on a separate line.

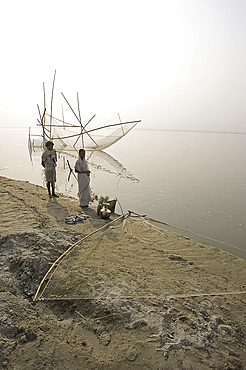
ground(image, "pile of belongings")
xmin=65 ymin=212 xmax=88 ymax=224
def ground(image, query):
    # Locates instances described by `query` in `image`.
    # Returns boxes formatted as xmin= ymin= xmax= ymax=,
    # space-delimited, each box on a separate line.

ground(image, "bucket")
xmin=107 ymin=199 xmax=117 ymax=213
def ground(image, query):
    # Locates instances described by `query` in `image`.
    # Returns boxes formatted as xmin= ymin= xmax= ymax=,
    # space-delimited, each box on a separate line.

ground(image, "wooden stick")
xmin=61 ymin=105 xmax=65 ymax=128
xmin=37 ymin=105 xmax=46 ymax=142
xmin=35 ymin=121 xmax=140 ymax=141
xmin=118 ymin=113 xmax=125 ymax=136
xmin=61 ymin=92 xmax=98 ymax=147
xmin=77 ymin=92 xmax=84 ymax=148
xmin=75 ymin=310 xmax=86 ymax=320
xmin=82 ymin=121 xmax=140 ymax=134
xmin=41 ymin=108 xmax=46 ymax=142
xmin=67 ymin=159 xmax=77 ymax=181
xmin=35 ymin=120 xmax=140 ymax=130
xmin=45 ymin=112 xmax=140 ymax=129
xmin=33 ymin=213 xmax=129 ymax=302
xmin=72 ymin=133 xmax=82 ymax=148
xmin=43 ymin=82 xmax=46 ymax=111
xmin=38 ymin=123 xmax=81 ymax=128
xmin=37 ymin=104 xmax=42 ymax=121
xmin=41 ymin=108 xmax=46 ymax=124
xmin=50 ymin=70 xmax=56 ymax=136
xmin=83 ymin=114 xmax=96 ymax=130
xmin=61 ymin=92 xmax=82 ymax=125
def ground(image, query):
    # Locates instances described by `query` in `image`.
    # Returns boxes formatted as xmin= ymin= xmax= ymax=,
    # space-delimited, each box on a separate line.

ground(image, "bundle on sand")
xmin=0 ymin=175 xmax=246 ymax=370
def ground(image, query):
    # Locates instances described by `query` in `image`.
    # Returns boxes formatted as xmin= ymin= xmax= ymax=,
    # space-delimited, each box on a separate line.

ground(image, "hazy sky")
xmin=1 ymin=0 xmax=246 ymax=130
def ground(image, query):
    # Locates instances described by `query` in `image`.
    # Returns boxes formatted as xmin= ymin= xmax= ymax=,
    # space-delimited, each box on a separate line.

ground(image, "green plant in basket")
xmin=94 ymin=194 xmax=109 ymax=205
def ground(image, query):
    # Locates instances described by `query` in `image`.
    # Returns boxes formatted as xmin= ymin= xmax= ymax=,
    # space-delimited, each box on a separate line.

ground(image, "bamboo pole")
xmin=82 ymin=120 xmax=141 ymax=134
xmin=45 ymin=112 xmax=140 ymax=129
xmin=33 ymin=213 xmax=129 ymax=302
xmin=61 ymin=92 xmax=98 ymax=147
xmin=41 ymin=108 xmax=47 ymax=143
xmin=118 ymin=113 xmax=125 ymax=136
xmin=77 ymin=92 xmax=84 ymax=148
xmin=38 ymin=120 xmax=140 ymax=132
xmin=61 ymin=92 xmax=82 ymax=126
xmin=72 ymin=133 xmax=81 ymax=148
xmin=43 ymin=82 xmax=46 ymax=111
xmin=67 ymin=159 xmax=77 ymax=181
xmin=37 ymin=104 xmax=42 ymax=122
xmin=83 ymin=114 xmax=96 ymax=130
xmin=50 ymin=70 xmax=56 ymax=137
xmin=37 ymin=104 xmax=46 ymax=143
xmin=61 ymin=105 xmax=65 ymax=128
xmin=35 ymin=122 xmax=140 ymax=141
xmin=41 ymin=108 xmax=46 ymax=123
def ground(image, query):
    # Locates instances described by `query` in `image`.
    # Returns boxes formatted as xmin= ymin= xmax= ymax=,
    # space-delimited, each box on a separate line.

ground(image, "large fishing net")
xmin=43 ymin=112 xmax=139 ymax=151
xmin=33 ymin=212 xmax=246 ymax=356
xmin=34 ymin=213 xmax=178 ymax=301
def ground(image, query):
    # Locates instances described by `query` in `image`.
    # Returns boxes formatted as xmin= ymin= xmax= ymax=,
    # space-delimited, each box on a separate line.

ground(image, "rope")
xmin=127 ymin=211 xmax=245 ymax=254
xmin=38 ymin=290 xmax=246 ymax=301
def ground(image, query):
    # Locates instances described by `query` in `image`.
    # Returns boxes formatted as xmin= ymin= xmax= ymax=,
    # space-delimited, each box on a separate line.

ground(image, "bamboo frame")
xmin=50 ymin=70 xmax=56 ymax=137
xmin=37 ymin=117 xmax=140 ymax=132
xmin=61 ymin=105 xmax=65 ymax=128
xmin=118 ymin=113 xmax=125 ymax=136
xmin=33 ymin=213 xmax=129 ymax=302
xmin=37 ymin=104 xmax=42 ymax=122
xmin=77 ymin=92 xmax=84 ymax=148
xmin=83 ymin=114 xmax=96 ymax=130
xmin=34 ymin=74 xmax=141 ymax=152
xmin=34 ymin=291 xmax=246 ymax=302
xmin=61 ymin=92 xmax=98 ymax=147
xmin=43 ymin=82 xmax=46 ymax=111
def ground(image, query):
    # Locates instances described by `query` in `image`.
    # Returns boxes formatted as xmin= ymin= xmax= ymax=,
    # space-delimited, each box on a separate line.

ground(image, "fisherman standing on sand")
xmin=41 ymin=141 xmax=59 ymax=198
xmin=74 ymin=149 xmax=92 ymax=208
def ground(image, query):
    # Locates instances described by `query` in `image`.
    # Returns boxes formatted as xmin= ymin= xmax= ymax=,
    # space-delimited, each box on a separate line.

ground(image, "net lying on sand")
xmin=34 ymin=213 xmax=175 ymax=301
xmin=34 ymin=212 xmax=246 ymax=302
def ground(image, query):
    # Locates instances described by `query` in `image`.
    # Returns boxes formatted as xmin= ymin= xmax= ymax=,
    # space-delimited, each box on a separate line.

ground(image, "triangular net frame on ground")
xmin=35 ymin=213 xmax=246 ymax=304
xmin=36 ymin=214 xmax=180 ymax=301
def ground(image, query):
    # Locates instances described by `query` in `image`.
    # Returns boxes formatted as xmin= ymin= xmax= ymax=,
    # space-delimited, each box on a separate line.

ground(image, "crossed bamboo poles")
xmin=36 ymin=71 xmax=140 ymax=150
xmin=36 ymin=70 xmax=97 ymax=149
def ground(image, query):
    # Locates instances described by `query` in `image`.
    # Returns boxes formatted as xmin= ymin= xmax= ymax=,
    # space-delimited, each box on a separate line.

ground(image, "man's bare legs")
xmin=47 ymin=182 xmax=59 ymax=198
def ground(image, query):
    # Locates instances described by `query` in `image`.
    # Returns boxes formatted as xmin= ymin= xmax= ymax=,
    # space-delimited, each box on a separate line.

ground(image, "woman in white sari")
xmin=74 ymin=149 xmax=92 ymax=207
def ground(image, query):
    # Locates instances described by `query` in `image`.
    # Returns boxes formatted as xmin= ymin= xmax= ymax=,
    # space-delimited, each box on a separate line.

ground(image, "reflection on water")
xmin=28 ymin=139 xmax=139 ymax=201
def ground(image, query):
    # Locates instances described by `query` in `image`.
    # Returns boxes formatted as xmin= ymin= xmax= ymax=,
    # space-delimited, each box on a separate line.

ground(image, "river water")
xmin=1 ymin=127 xmax=245 ymax=259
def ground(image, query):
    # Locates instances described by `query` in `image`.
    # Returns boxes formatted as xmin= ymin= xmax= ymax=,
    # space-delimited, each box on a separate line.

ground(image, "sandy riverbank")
xmin=0 ymin=176 xmax=246 ymax=369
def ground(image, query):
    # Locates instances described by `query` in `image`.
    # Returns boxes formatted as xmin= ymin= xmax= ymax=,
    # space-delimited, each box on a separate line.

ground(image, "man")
xmin=41 ymin=141 xmax=59 ymax=198
xmin=74 ymin=149 xmax=92 ymax=207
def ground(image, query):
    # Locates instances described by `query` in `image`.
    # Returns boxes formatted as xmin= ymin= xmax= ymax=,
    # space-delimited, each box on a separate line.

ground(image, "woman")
xmin=74 ymin=149 xmax=92 ymax=207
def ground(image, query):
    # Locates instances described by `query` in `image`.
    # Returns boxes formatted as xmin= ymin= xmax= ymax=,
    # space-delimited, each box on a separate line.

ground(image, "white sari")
xmin=74 ymin=157 xmax=92 ymax=207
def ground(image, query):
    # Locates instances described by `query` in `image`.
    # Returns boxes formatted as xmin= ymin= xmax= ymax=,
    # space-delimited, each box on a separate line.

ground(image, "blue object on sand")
xmin=65 ymin=213 xmax=88 ymax=224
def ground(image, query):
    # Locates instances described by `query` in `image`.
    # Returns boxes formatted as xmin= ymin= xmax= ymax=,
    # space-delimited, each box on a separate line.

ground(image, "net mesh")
xmin=43 ymin=113 xmax=138 ymax=151
xmin=37 ymin=215 xmax=174 ymax=301
xmin=35 ymin=213 xmax=246 ymax=306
